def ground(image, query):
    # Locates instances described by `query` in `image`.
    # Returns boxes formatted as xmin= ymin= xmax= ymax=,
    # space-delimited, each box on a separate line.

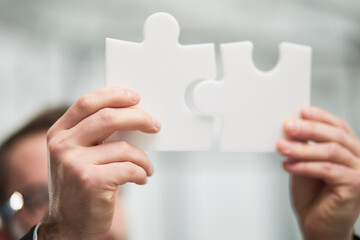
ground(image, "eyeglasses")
xmin=1 ymin=185 xmax=49 ymax=224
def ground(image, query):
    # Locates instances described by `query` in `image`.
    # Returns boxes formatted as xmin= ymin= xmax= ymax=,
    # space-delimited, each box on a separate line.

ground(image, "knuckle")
xmin=306 ymin=122 xmax=316 ymax=136
xmin=327 ymin=142 xmax=341 ymax=159
xmin=64 ymin=159 xmax=93 ymax=187
xmin=47 ymin=127 xmax=56 ymax=140
xmin=137 ymin=171 xmax=148 ymax=184
xmin=117 ymin=141 xmax=131 ymax=152
xmin=124 ymin=163 xmax=139 ymax=176
xmin=123 ymin=163 xmax=146 ymax=183
xmin=48 ymin=136 xmax=67 ymax=158
xmin=334 ymin=187 xmax=354 ymax=203
xmin=299 ymin=161 xmax=309 ymax=171
xmin=293 ymin=143 xmax=304 ymax=156
xmin=336 ymin=129 xmax=347 ymax=145
xmin=79 ymin=169 xmax=93 ymax=190
xmin=135 ymin=154 xmax=149 ymax=172
xmin=137 ymin=109 xmax=152 ymax=127
xmin=96 ymin=192 xmax=114 ymax=208
xmin=137 ymin=150 xmax=148 ymax=166
xmin=339 ymin=118 xmax=349 ymax=130
xmin=58 ymin=150 xmax=77 ymax=169
xmin=47 ymin=133 xmax=77 ymax=166
xmin=321 ymin=162 xmax=333 ymax=173
xmin=76 ymin=95 xmax=93 ymax=112
xmin=97 ymin=108 xmax=114 ymax=123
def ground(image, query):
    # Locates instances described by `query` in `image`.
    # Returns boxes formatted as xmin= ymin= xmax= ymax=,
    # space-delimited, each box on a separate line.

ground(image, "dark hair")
xmin=0 ymin=106 xmax=68 ymax=206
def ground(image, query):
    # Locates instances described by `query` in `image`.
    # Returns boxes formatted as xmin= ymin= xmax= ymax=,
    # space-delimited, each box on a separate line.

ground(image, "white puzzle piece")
xmin=193 ymin=42 xmax=312 ymax=152
xmin=106 ymin=12 xmax=216 ymax=151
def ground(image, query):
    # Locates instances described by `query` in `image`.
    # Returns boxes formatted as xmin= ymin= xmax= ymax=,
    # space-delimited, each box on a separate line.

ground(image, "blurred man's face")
xmin=5 ymin=132 xmax=126 ymax=240
xmin=5 ymin=132 xmax=48 ymax=238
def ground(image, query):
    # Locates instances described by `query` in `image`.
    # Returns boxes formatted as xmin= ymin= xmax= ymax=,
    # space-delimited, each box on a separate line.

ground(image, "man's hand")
xmin=277 ymin=106 xmax=360 ymax=240
xmin=38 ymin=87 xmax=161 ymax=240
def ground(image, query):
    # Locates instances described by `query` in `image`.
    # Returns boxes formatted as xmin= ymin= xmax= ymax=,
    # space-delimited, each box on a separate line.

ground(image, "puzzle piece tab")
xmin=193 ymin=42 xmax=312 ymax=152
xmin=106 ymin=12 xmax=216 ymax=151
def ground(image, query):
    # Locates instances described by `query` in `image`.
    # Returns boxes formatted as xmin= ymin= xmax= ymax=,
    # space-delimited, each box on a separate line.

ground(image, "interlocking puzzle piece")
xmin=106 ymin=12 xmax=216 ymax=151
xmin=193 ymin=42 xmax=312 ymax=152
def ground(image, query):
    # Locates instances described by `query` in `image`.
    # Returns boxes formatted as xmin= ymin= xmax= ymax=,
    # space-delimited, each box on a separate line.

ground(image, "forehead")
xmin=6 ymin=132 xmax=48 ymax=195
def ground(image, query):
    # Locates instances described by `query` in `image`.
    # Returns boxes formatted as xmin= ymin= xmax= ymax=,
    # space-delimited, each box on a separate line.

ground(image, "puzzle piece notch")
xmin=193 ymin=41 xmax=312 ymax=152
xmin=106 ymin=12 xmax=216 ymax=151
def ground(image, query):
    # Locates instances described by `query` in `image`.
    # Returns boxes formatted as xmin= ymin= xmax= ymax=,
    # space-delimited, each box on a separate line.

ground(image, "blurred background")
xmin=0 ymin=0 xmax=359 ymax=239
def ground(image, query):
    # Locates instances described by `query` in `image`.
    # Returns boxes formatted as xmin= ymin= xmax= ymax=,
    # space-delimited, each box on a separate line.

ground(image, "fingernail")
xmin=282 ymin=160 xmax=295 ymax=170
xmin=150 ymin=163 xmax=155 ymax=176
xmin=303 ymin=107 xmax=314 ymax=118
xmin=281 ymin=161 xmax=288 ymax=170
xmin=286 ymin=120 xmax=298 ymax=135
xmin=279 ymin=139 xmax=293 ymax=154
xmin=127 ymin=89 xmax=140 ymax=102
xmin=152 ymin=116 xmax=161 ymax=130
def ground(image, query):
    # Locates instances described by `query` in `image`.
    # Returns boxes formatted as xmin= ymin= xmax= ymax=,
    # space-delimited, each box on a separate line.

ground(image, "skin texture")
xmin=35 ymin=87 xmax=358 ymax=239
xmin=39 ymin=87 xmax=161 ymax=240
xmin=277 ymin=106 xmax=360 ymax=240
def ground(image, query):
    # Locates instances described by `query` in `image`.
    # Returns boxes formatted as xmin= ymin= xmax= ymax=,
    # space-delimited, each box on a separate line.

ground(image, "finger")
xmin=277 ymin=138 xmax=359 ymax=169
xmin=68 ymin=107 xmax=161 ymax=146
xmin=283 ymin=119 xmax=360 ymax=156
xmin=99 ymin=162 xmax=148 ymax=186
xmin=301 ymin=106 xmax=355 ymax=136
xmin=78 ymin=141 xmax=154 ymax=176
xmin=282 ymin=160 xmax=352 ymax=186
xmin=49 ymin=87 xmax=140 ymax=133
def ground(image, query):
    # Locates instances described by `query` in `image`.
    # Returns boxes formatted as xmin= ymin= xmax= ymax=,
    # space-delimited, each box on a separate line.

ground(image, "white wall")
xmin=1 ymin=0 xmax=359 ymax=239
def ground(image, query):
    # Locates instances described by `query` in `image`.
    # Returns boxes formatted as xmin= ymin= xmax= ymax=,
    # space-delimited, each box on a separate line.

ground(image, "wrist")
xmin=37 ymin=222 xmax=69 ymax=240
xmin=299 ymin=214 xmax=356 ymax=240
xmin=37 ymin=221 xmax=86 ymax=240
xmin=303 ymin=229 xmax=353 ymax=240
xmin=305 ymin=236 xmax=353 ymax=240
xmin=37 ymin=220 xmax=104 ymax=240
